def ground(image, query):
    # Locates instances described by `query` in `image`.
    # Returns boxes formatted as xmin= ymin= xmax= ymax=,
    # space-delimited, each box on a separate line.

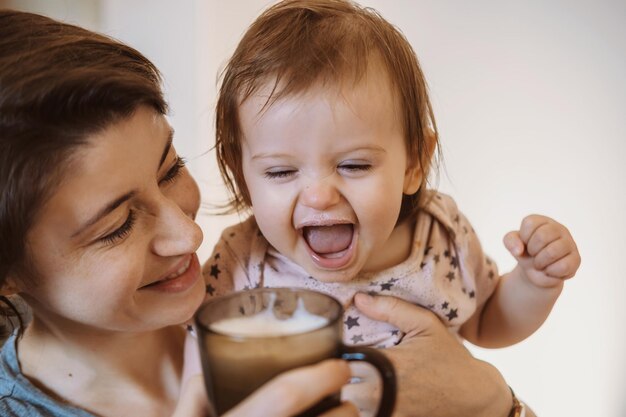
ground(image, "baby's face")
xmin=238 ymin=67 xmax=421 ymax=283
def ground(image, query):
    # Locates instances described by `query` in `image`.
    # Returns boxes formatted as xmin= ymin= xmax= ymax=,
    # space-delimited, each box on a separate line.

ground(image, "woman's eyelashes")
xmin=159 ymin=156 xmax=186 ymax=185
xmin=99 ymin=210 xmax=136 ymax=245
xmin=97 ymin=156 xmax=185 ymax=246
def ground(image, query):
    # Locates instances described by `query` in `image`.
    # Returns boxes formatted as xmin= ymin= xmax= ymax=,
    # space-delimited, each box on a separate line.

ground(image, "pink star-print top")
xmin=202 ymin=192 xmax=499 ymax=348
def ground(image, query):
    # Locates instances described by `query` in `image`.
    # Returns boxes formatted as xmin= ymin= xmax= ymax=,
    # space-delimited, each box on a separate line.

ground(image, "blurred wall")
xmin=3 ymin=1 xmax=624 ymax=415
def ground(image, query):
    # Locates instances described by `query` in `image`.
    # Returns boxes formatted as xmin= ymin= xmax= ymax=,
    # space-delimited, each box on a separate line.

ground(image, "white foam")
xmin=210 ymin=297 xmax=328 ymax=337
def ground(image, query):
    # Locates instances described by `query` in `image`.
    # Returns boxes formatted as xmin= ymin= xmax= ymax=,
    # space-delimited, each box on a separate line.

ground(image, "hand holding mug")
xmin=354 ymin=293 xmax=520 ymax=417
xmin=194 ymin=288 xmax=396 ymax=416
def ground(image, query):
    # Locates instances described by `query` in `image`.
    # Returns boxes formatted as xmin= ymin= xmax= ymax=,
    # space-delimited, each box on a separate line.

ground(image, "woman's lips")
xmin=140 ymin=253 xmax=201 ymax=293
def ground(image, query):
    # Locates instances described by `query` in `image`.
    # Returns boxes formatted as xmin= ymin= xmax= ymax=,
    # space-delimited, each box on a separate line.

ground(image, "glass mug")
xmin=194 ymin=287 xmax=396 ymax=416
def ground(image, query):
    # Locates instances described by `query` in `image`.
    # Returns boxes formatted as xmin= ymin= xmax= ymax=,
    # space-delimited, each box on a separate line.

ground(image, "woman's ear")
xmin=403 ymin=130 xmax=438 ymax=195
xmin=0 ymin=276 xmax=21 ymax=297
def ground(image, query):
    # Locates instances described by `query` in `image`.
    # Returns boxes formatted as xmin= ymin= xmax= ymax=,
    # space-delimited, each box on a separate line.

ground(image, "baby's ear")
xmin=403 ymin=130 xmax=438 ymax=195
xmin=403 ymin=164 xmax=422 ymax=195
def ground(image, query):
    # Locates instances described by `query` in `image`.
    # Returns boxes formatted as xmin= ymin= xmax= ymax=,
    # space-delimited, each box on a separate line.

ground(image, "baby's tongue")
xmin=303 ymin=224 xmax=353 ymax=255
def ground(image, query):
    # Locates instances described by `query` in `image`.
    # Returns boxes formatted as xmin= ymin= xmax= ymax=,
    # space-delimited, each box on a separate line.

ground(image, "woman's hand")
xmin=354 ymin=293 xmax=514 ymax=417
xmin=226 ymin=359 xmax=357 ymax=417
xmin=172 ymin=375 xmax=212 ymax=417
xmin=177 ymin=331 xmax=356 ymax=417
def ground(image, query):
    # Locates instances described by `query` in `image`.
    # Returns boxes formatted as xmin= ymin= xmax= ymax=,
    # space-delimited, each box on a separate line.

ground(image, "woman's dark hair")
xmin=0 ymin=9 xmax=167 ymax=338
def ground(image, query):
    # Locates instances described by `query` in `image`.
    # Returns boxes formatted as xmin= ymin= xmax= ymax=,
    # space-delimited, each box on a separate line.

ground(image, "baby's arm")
xmin=461 ymin=215 xmax=580 ymax=348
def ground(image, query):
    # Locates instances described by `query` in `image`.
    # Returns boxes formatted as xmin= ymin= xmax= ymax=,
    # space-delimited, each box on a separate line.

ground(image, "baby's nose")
xmin=298 ymin=176 xmax=341 ymax=210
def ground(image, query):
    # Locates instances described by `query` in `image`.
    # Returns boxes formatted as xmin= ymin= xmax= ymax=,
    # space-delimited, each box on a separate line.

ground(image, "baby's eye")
xmin=264 ymin=169 xmax=296 ymax=179
xmin=338 ymin=163 xmax=372 ymax=173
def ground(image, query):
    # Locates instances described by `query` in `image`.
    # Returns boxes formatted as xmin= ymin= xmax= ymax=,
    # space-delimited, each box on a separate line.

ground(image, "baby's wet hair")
xmin=216 ymin=0 xmax=440 ymax=217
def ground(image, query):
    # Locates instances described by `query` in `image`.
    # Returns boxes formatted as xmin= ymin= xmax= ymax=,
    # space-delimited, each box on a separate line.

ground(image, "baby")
xmin=204 ymin=0 xmax=580 ymax=351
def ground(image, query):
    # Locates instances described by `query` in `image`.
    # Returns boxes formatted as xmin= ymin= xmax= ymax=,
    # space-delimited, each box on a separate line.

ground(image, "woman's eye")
xmin=159 ymin=156 xmax=186 ymax=184
xmin=99 ymin=210 xmax=136 ymax=245
xmin=264 ymin=169 xmax=296 ymax=179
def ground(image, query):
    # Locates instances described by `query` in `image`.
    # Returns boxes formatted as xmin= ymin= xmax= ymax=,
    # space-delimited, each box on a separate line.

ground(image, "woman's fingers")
xmin=171 ymin=375 xmax=211 ymax=417
xmin=181 ymin=329 xmax=202 ymax=385
xmin=318 ymin=401 xmax=359 ymax=417
xmin=354 ymin=293 xmax=439 ymax=337
xmin=226 ymin=359 xmax=351 ymax=417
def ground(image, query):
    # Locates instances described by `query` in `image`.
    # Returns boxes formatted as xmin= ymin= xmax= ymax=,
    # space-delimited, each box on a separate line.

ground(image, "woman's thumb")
xmin=354 ymin=293 xmax=438 ymax=334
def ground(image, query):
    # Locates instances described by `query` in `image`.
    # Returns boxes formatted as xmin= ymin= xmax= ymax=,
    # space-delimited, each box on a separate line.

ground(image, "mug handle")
xmin=340 ymin=345 xmax=397 ymax=417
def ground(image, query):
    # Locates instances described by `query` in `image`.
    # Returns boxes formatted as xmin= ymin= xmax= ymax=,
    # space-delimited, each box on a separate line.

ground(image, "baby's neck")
xmin=362 ymin=218 xmax=416 ymax=273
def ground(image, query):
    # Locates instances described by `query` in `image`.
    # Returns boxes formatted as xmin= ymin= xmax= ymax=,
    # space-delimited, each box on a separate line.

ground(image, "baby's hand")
xmin=503 ymin=214 xmax=581 ymax=288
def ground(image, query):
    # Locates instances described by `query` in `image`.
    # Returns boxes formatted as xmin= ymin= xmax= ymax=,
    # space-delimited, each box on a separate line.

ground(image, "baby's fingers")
xmin=534 ymin=238 xmax=580 ymax=278
xmin=525 ymin=221 xmax=564 ymax=257
xmin=544 ymin=252 xmax=581 ymax=279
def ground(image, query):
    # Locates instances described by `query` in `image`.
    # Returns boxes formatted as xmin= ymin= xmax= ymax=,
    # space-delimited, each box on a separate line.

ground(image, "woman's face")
xmin=17 ymin=106 xmax=205 ymax=334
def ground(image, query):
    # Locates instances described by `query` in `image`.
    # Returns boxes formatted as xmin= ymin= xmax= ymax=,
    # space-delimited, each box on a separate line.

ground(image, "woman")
xmin=0 ymin=9 xmax=529 ymax=417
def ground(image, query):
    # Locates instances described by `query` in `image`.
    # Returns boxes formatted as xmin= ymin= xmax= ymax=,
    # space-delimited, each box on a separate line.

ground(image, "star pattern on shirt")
xmin=206 ymin=284 xmax=215 ymax=296
xmin=344 ymin=315 xmax=360 ymax=329
xmin=209 ymin=264 xmax=221 ymax=279
xmin=380 ymin=278 xmax=398 ymax=292
xmin=211 ymin=193 xmax=495 ymax=349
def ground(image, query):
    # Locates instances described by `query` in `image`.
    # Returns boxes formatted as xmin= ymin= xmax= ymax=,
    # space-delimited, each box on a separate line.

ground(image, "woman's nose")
xmin=151 ymin=198 xmax=203 ymax=257
xmin=298 ymin=177 xmax=341 ymax=210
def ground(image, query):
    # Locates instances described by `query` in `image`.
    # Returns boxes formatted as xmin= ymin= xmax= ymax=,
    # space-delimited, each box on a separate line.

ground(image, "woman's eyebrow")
xmin=158 ymin=128 xmax=174 ymax=169
xmin=72 ymin=127 xmax=174 ymax=239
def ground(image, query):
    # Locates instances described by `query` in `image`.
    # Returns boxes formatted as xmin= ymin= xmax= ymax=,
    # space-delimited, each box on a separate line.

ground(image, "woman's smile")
xmin=139 ymin=253 xmax=201 ymax=293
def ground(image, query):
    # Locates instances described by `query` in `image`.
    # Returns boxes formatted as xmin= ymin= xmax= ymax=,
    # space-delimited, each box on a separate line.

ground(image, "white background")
xmin=3 ymin=1 xmax=624 ymax=415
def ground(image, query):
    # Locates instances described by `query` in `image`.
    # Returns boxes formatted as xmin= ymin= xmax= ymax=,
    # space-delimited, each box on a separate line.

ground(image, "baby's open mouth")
xmin=303 ymin=224 xmax=354 ymax=258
